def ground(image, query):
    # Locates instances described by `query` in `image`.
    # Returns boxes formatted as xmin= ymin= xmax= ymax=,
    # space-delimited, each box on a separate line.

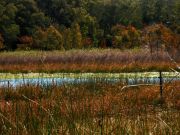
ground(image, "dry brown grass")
xmin=0 ymin=49 xmax=179 ymax=73
xmin=0 ymin=81 xmax=179 ymax=134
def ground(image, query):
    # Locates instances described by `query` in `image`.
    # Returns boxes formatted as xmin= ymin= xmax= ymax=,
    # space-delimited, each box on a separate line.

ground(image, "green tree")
xmin=15 ymin=0 xmax=50 ymax=35
xmin=118 ymin=0 xmax=142 ymax=27
xmin=3 ymin=24 xmax=20 ymax=47
xmin=141 ymin=0 xmax=157 ymax=23
xmin=37 ymin=0 xmax=73 ymax=27
xmin=0 ymin=1 xmax=20 ymax=49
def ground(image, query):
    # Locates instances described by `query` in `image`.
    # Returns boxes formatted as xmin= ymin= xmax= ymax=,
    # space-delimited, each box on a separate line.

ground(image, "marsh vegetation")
xmin=0 ymin=79 xmax=179 ymax=135
xmin=0 ymin=0 xmax=180 ymax=134
xmin=0 ymin=49 xmax=179 ymax=73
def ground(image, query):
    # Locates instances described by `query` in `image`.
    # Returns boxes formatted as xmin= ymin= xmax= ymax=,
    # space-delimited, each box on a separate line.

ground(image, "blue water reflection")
xmin=0 ymin=77 xmax=179 ymax=87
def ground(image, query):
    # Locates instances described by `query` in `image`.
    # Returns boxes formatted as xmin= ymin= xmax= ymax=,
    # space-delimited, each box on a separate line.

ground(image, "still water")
xmin=0 ymin=72 xmax=179 ymax=87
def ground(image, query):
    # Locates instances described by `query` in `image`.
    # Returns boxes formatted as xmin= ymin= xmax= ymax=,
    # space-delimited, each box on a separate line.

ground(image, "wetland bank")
xmin=0 ymin=77 xmax=180 ymax=134
xmin=0 ymin=71 xmax=180 ymax=134
xmin=0 ymin=0 xmax=180 ymax=134
xmin=0 ymin=50 xmax=180 ymax=135
xmin=0 ymin=50 xmax=179 ymax=73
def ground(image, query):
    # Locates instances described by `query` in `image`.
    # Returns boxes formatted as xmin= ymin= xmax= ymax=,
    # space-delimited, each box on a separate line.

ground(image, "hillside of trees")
xmin=0 ymin=0 xmax=179 ymax=51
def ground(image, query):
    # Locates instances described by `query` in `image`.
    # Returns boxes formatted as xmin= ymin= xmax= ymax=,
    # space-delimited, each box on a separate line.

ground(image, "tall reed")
xmin=0 ymin=49 xmax=179 ymax=73
xmin=0 ymin=80 xmax=179 ymax=134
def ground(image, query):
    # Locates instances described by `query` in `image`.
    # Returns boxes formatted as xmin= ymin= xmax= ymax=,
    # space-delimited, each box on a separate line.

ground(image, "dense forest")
xmin=0 ymin=0 xmax=179 ymax=50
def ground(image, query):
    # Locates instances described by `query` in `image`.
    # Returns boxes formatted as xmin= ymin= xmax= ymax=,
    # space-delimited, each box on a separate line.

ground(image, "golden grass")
xmin=0 ymin=49 xmax=179 ymax=73
xmin=0 ymin=81 xmax=179 ymax=134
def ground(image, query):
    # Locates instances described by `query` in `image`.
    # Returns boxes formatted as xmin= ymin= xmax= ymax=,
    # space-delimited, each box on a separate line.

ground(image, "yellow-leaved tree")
xmin=33 ymin=26 xmax=63 ymax=50
xmin=71 ymin=23 xmax=82 ymax=49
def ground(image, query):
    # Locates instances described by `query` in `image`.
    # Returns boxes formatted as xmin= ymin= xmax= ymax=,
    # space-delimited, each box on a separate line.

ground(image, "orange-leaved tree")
xmin=143 ymin=24 xmax=179 ymax=55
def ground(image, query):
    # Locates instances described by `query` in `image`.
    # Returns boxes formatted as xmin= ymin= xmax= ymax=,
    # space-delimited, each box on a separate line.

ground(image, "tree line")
xmin=0 ymin=0 xmax=179 ymax=51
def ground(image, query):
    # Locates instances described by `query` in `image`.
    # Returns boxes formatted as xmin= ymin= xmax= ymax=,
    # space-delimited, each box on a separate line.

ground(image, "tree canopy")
xmin=0 ymin=0 xmax=179 ymax=50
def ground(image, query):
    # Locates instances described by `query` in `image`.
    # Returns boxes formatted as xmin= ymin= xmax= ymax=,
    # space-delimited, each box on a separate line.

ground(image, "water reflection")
xmin=0 ymin=76 xmax=179 ymax=87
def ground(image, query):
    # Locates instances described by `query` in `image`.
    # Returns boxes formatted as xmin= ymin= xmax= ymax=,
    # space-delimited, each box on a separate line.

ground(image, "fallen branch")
xmin=121 ymin=84 xmax=159 ymax=91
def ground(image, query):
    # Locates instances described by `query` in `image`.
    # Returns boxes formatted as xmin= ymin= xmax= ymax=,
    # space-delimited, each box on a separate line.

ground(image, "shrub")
xmin=83 ymin=37 xmax=93 ymax=48
xmin=17 ymin=36 xmax=33 ymax=50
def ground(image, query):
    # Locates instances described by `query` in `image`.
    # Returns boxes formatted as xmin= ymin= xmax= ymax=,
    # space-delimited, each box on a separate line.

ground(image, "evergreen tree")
xmin=0 ymin=1 xmax=20 ymax=49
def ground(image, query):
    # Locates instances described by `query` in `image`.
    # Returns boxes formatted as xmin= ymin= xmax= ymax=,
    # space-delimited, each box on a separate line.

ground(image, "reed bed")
xmin=0 ymin=49 xmax=179 ymax=73
xmin=0 ymin=80 xmax=179 ymax=135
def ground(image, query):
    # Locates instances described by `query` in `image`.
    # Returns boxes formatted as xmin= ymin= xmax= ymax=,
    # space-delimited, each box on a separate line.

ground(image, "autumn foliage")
xmin=111 ymin=25 xmax=141 ymax=49
xmin=143 ymin=24 xmax=180 ymax=54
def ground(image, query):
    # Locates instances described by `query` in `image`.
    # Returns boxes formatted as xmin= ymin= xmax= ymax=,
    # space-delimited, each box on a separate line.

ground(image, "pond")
xmin=0 ymin=72 xmax=179 ymax=87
